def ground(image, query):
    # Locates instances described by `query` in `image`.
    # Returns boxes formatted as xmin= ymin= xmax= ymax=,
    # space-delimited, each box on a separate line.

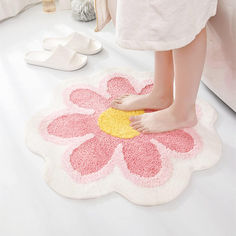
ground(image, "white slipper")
xmin=25 ymin=45 xmax=87 ymax=71
xmin=43 ymin=32 xmax=103 ymax=55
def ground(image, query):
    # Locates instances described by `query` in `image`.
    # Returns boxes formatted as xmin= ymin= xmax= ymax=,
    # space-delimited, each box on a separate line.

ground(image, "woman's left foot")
xmin=130 ymin=106 xmax=198 ymax=133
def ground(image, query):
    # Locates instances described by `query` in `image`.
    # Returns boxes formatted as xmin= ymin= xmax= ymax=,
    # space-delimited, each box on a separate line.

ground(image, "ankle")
xmin=149 ymin=91 xmax=173 ymax=103
xmin=169 ymin=103 xmax=197 ymax=121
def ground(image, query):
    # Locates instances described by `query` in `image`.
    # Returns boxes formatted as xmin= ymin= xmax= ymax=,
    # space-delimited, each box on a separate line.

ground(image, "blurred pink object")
xmin=203 ymin=1 xmax=236 ymax=111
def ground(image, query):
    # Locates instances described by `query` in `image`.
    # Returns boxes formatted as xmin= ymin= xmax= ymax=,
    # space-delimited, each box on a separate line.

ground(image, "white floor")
xmin=0 ymin=5 xmax=235 ymax=236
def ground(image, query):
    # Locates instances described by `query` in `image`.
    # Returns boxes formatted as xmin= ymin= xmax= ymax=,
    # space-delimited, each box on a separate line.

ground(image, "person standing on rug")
xmin=94 ymin=0 xmax=218 ymax=133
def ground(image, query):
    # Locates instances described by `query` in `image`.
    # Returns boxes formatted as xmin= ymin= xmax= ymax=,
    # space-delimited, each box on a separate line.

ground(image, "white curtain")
xmin=0 ymin=0 xmax=41 ymax=21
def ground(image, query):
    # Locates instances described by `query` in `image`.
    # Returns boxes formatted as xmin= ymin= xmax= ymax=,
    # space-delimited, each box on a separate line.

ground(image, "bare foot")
xmin=129 ymin=105 xmax=198 ymax=133
xmin=110 ymin=93 xmax=173 ymax=111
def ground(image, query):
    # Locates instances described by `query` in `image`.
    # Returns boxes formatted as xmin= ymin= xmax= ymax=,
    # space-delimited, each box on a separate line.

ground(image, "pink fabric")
xmin=107 ymin=77 xmax=137 ymax=98
xmin=70 ymin=136 xmax=116 ymax=175
xmin=122 ymin=139 xmax=162 ymax=178
xmin=154 ymin=130 xmax=194 ymax=153
xmin=39 ymin=74 xmax=202 ymax=187
xmin=70 ymin=89 xmax=109 ymax=113
xmin=47 ymin=113 xmax=95 ymax=138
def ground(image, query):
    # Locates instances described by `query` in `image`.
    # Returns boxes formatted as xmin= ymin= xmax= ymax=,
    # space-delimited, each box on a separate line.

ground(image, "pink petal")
xmin=139 ymin=84 xmax=153 ymax=95
xmin=154 ymin=130 xmax=194 ymax=153
xmin=70 ymin=89 xmax=108 ymax=111
xmin=122 ymin=139 xmax=162 ymax=178
xmin=47 ymin=113 xmax=96 ymax=138
xmin=107 ymin=77 xmax=137 ymax=98
xmin=70 ymin=136 xmax=117 ymax=175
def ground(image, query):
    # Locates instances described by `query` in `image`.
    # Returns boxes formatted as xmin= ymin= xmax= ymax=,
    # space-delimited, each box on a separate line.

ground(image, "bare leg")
xmin=111 ymin=50 xmax=174 ymax=110
xmin=130 ymin=27 xmax=207 ymax=133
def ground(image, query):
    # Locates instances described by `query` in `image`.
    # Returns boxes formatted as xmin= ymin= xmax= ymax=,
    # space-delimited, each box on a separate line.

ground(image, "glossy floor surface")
xmin=0 ymin=5 xmax=235 ymax=236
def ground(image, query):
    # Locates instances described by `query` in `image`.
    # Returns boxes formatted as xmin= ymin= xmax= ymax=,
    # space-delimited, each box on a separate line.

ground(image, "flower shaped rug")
xmin=26 ymin=68 xmax=222 ymax=205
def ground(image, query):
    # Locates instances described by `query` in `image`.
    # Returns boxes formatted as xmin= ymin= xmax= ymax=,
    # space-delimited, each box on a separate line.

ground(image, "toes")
xmin=114 ymin=98 xmax=122 ymax=102
xmin=130 ymin=118 xmax=150 ymax=133
xmin=131 ymin=122 xmax=142 ymax=129
xmin=110 ymin=99 xmax=122 ymax=107
xmin=142 ymin=128 xmax=150 ymax=133
xmin=110 ymin=101 xmax=120 ymax=109
xmin=135 ymin=126 xmax=150 ymax=133
xmin=114 ymin=94 xmax=129 ymax=102
xmin=110 ymin=95 xmax=128 ymax=107
xmin=111 ymin=104 xmax=117 ymax=109
xmin=114 ymin=99 xmax=122 ymax=104
xmin=132 ymin=122 xmax=149 ymax=133
xmin=132 ymin=122 xmax=147 ymax=132
xmin=121 ymin=94 xmax=129 ymax=99
xmin=110 ymin=101 xmax=117 ymax=107
xmin=136 ymin=126 xmax=145 ymax=132
xmin=129 ymin=115 xmax=141 ymax=122
xmin=129 ymin=116 xmax=136 ymax=122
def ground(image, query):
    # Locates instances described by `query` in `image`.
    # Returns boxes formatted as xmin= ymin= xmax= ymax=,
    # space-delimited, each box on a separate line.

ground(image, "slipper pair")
xmin=25 ymin=32 xmax=103 ymax=71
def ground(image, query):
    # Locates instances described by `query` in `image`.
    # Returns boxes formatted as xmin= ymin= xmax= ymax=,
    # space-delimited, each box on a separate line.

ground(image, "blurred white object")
xmin=25 ymin=45 xmax=88 ymax=71
xmin=203 ymin=0 xmax=236 ymax=111
xmin=0 ymin=0 xmax=40 ymax=21
xmin=58 ymin=0 xmax=71 ymax=10
xmin=71 ymin=0 xmax=96 ymax=22
xmin=43 ymin=32 xmax=103 ymax=55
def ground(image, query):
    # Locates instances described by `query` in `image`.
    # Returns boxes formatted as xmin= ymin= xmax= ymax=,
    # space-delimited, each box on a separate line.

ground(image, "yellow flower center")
xmin=98 ymin=108 xmax=144 ymax=139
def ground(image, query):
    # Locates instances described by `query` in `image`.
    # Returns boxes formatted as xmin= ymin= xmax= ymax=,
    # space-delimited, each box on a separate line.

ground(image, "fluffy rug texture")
xmin=26 ymin=68 xmax=222 ymax=206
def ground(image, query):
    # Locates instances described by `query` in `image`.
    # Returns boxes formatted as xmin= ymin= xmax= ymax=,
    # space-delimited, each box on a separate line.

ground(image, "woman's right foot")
xmin=129 ymin=104 xmax=198 ymax=133
xmin=110 ymin=93 xmax=173 ymax=111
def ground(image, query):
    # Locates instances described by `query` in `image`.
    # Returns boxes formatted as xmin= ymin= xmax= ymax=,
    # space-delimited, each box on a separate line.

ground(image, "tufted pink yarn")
xmin=70 ymin=88 xmax=109 ymax=112
xmin=122 ymin=140 xmax=162 ymax=177
xmin=107 ymin=77 xmax=137 ymax=98
xmin=154 ymin=130 xmax=194 ymax=153
xmin=47 ymin=113 xmax=96 ymax=138
xmin=70 ymin=136 xmax=117 ymax=175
